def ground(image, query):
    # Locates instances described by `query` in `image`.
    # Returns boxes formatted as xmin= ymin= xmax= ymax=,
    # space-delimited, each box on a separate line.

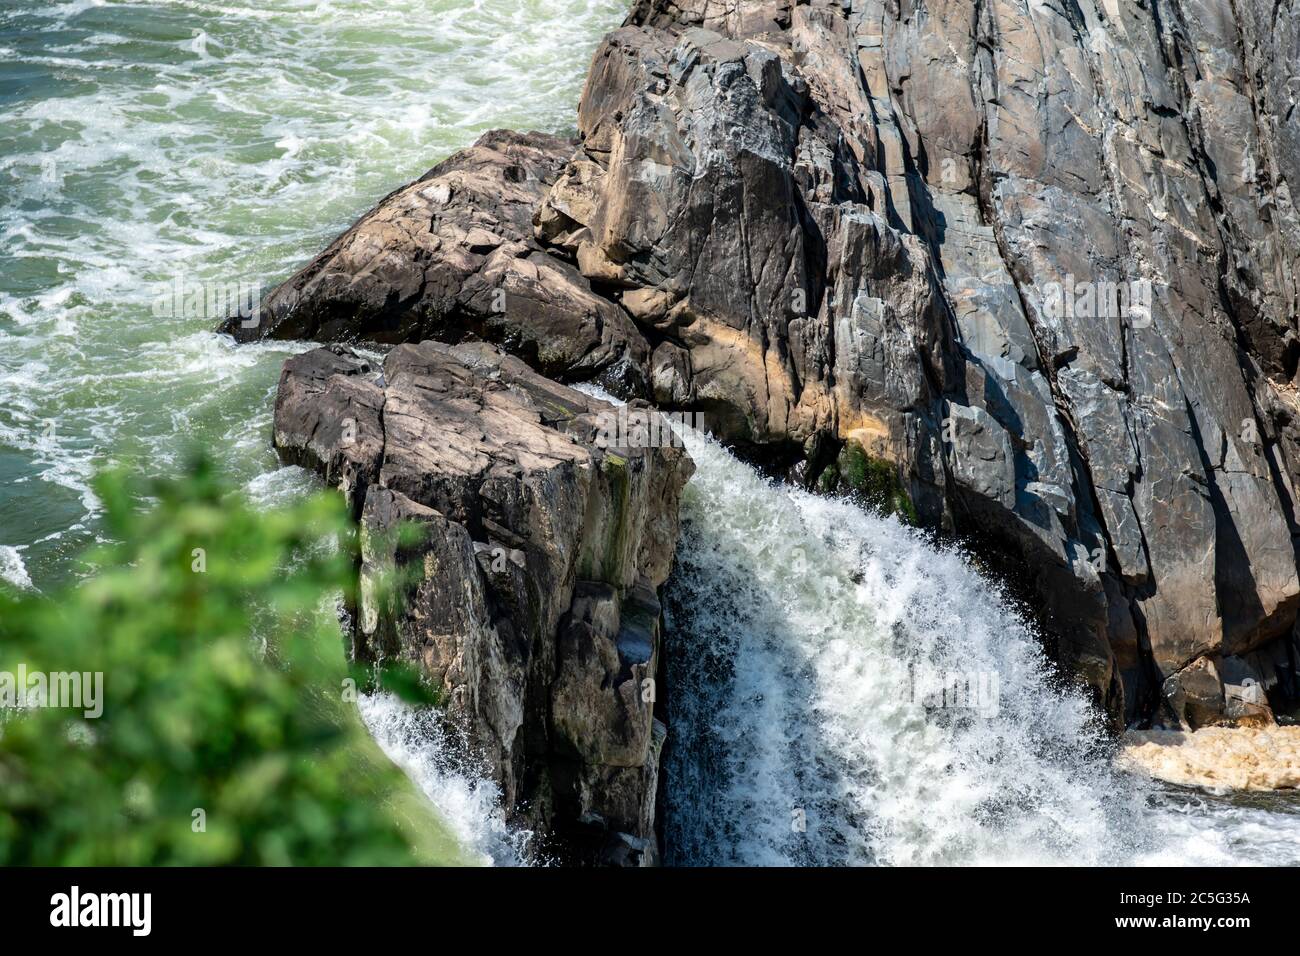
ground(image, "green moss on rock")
xmin=817 ymin=462 xmax=840 ymax=494
xmin=579 ymin=451 xmax=633 ymax=584
xmin=835 ymin=441 xmax=917 ymax=525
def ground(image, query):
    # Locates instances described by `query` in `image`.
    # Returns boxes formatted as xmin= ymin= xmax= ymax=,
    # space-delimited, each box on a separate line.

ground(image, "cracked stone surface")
xmin=220 ymin=130 xmax=651 ymax=396
xmin=236 ymin=0 xmax=1300 ymax=730
xmin=273 ymin=340 xmax=694 ymax=863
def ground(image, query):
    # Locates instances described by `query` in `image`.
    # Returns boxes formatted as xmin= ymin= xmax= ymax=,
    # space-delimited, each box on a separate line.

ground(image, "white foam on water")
xmin=243 ymin=465 xmax=319 ymax=510
xmin=29 ymin=0 xmax=107 ymax=21
xmin=0 ymin=0 xmax=626 ymax=865
xmin=9 ymin=0 xmax=1297 ymax=868
xmin=659 ymin=424 xmax=1300 ymax=866
xmin=0 ymin=0 xmax=627 ymax=571
xmin=0 ymin=546 xmax=36 ymax=592
xmin=358 ymin=691 xmax=536 ymax=867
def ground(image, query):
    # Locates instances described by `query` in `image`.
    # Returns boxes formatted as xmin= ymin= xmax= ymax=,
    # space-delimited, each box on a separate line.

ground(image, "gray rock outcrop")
xmin=234 ymin=0 xmax=1300 ymax=731
xmin=273 ymin=340 xmax=694 ymax=863
xmin=221 ymin=130 xmax=652 ymax=396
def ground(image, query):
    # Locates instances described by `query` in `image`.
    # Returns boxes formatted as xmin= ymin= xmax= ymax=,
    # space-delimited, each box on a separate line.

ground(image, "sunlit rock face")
xmin=545 ymin=0 xmax=1300 ymax=729
xmin=237 ymin=0 xmax=1300 ymax=728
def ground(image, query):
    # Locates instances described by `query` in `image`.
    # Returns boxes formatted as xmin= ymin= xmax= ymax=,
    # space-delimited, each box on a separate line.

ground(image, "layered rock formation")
xmin=273 ymin=341 xmax=693 ymax=863
xmin=230 ymin=0 xmax=1300 ymax=734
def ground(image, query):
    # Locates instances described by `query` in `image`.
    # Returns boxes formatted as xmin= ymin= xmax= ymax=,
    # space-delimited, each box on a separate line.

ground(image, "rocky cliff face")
xmin=273 ymin=341 xmax=693 ymax=863
xmin=230 ymin=0 xmax=1300 ymax=736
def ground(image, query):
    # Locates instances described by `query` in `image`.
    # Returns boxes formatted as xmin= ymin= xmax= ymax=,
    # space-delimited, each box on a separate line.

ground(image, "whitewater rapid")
xmin=660 ymin=427 xmax=1300 ymax=866
xmin=0 ymin=0 xmax=626 ymax=863
xmin=354 ymin=396 xmax=1300 ymax=868
xmin=0 ymin=0 xmax=627 ymax=587
xmin=358 ymin=692 xmax=535 ymax=867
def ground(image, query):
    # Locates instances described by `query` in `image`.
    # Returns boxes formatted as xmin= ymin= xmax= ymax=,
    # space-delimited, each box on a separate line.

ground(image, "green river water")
xmin=0 ymin=0 xmax=625 ymax=590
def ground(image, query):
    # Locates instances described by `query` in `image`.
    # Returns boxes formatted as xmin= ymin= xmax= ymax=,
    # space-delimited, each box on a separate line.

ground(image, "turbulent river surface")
xmin=661 ymin=430 xmax=1300 ymax=866
xmin=2 ymin=0 xmax=1297 ymax=866
xmin=0 ymin=0 xmax=625 ymax=587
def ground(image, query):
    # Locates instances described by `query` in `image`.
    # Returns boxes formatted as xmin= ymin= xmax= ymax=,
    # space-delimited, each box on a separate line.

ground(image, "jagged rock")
xmin=273 ymin=340 xmax=694 ymax=860
xmin=552 ymin=580 xmax=661 ymax=768
xmin=223 ymin=130 xmax=651 ymax=397
xmin=236 ymin=0 xmax=1300 ymax=729
xmin=1219 ymin=654 xmax=1277 ymax=726
xmin=1163 ymin=657 xmax=1227 ymax=730
xmin=944 ymin=403 xmax=1016 ymax=512
xmin=555 ymin=0 xmax=1300 ymax=727
xmin=273 ymin=346 xmax=385 ymax=517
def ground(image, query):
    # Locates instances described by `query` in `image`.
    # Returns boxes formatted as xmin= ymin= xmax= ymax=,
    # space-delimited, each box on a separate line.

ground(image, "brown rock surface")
xmin=274 ymin=340 xmax=694 ymax=863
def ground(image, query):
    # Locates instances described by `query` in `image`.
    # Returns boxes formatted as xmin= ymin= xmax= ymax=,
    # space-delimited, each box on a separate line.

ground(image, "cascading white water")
xmin=659 ymin=426 xmax=1300 ymax=866
xmin=7 ymin=0 xmax=1296 ymax=872
xmin=358 ymin=692 xmax=538 ymax=867
xmin=354 ymin=391 xmax=1300 ymax=867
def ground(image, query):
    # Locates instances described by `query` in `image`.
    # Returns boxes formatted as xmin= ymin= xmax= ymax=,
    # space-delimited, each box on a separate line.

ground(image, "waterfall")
xmin=659 ymin=426 xmax=1300 ymax=866
xmin=364 ymin=389 xmax=1300 ymax=866
xmin=359 ymin=692 xmax=537 ymax=867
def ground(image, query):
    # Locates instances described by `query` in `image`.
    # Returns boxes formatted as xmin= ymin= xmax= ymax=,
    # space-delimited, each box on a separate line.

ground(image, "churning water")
xmin=359 ymin=692 xmax=536 ymax=866
xmin=0 ymin=0 xmax=626 ymax=589
xmin=0 ymin=0 xmax=625 ymax=862
xmin=661 ymin=428 xmax=1300 ymax=866
xmin=3 ymin=1 xmax=1296 ymax=866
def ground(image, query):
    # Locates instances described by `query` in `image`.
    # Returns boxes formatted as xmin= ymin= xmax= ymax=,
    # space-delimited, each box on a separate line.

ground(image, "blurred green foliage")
xmin=0 ymin=458 xmax=468 ymax=866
